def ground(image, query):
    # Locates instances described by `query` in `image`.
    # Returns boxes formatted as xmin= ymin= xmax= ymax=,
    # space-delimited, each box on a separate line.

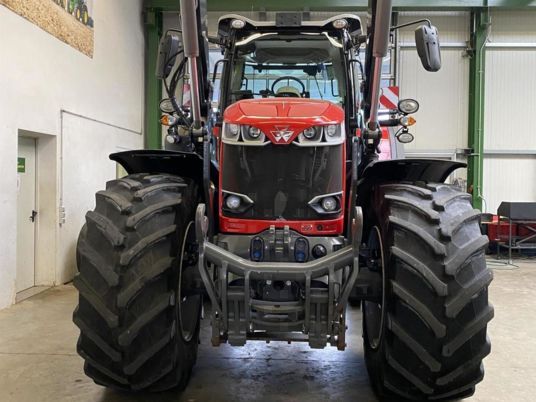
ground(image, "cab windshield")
xmin=229 ymin=33 xmax=346 ymax=105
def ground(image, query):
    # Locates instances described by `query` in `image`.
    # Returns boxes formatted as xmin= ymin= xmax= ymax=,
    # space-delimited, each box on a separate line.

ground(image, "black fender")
xmin=360 ymin=158 xmax=465 ymax=186
xmin=356 ymin=158 xmax=466 ymax=230
xmin=110 ymin=150 xmax=219 ymax=196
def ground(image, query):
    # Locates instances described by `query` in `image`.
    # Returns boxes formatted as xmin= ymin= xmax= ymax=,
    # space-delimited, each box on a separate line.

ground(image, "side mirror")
xmin=415 ymin=25 xmax=441 ymax=72
xmin=156 ymin=34 xmax=181 ymax=80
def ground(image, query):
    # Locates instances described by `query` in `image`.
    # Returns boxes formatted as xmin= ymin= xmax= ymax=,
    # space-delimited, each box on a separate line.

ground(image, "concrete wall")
xmin=0 ymin=1 xmax=145 ymax=309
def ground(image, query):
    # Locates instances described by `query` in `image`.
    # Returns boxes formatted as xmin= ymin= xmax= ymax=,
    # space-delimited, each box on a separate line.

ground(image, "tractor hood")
xmin=223 ymin=98 xmax=344 ymax=145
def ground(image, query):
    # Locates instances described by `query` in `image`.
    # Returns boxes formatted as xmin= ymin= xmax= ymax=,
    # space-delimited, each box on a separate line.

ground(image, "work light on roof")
xmin=231 ymin=19 xmax=246 ymax=29
xmin=332 ymin=19 xmax=348 ymax=29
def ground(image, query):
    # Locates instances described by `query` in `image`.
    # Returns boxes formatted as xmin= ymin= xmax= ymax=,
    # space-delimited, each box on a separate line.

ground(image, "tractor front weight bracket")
xmin=195 ymin=204 xmax=362 ymax=350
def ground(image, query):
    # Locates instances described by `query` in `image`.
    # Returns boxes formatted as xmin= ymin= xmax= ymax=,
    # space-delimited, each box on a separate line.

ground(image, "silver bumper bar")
xmin=195 ymin=204 xmax=362 ymax=349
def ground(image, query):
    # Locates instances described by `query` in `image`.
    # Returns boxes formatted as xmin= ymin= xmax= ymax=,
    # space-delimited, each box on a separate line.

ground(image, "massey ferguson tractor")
xmin=73 ymin=0 xmax=493 ymax=399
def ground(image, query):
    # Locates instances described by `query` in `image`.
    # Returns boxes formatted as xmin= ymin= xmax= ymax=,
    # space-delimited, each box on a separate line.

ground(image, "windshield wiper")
xmin=313 ymin=75 xmax=323 ymax=99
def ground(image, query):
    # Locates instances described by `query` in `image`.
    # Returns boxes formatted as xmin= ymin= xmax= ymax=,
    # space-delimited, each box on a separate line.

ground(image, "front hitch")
xmin=195 ymin=204 xmax=363 ymax=349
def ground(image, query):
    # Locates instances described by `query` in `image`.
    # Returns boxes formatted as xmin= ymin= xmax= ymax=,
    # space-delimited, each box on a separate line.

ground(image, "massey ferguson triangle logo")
xmin=271 ymin=126 xmax=294 ymax=143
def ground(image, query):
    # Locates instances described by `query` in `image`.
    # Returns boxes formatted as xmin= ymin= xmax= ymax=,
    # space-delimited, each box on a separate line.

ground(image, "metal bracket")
xmin=337 ymin=206 xmax=362 ymax=314
xmin=195 ymin=203 xmax=362 ymax=350
xmin=196 ymin=204 xmax=223 ymax=318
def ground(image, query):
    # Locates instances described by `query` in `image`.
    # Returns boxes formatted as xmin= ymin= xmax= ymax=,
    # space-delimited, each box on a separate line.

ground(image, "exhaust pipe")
xmin=367 ymin=0 xmax=392 ymax=131
xmin=180 ymin=0 xmax=202 ymax=130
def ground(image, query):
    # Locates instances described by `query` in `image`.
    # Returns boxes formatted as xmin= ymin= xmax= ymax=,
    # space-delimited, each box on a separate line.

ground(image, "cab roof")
xmin=217 ymin=13 xmax=362 ymax=42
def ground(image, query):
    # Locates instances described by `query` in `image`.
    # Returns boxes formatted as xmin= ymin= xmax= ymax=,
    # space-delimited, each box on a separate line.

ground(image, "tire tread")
xmin=364 ymin=183 xmax=493 ymax=401
xmin=74 ymin=173 xmax=200 ymax=392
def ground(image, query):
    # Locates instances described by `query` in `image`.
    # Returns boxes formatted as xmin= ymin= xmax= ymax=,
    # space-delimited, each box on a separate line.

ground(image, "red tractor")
xmin=73 ymin=0 xmax=493 ymax=399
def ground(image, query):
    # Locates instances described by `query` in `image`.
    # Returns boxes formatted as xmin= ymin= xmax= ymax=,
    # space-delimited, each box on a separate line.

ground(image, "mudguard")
xmin=356 ymin=158 xmax=466 ymax=205
xmin=354 ymin=158 xmax=467 ymax=237
xmin=362 ymin=158 xmax=465 ymax=184
xmin=110 ymin=150 xmax=219 ymax=190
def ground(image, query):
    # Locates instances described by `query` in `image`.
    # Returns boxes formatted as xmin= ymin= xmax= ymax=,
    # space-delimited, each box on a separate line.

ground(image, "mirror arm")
xmin=390 ymin=18 xmax=432 ymax=31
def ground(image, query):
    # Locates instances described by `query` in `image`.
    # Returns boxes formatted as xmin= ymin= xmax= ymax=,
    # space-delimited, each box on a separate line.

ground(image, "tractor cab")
xmin=216 ymin=14 xmax=361 ymax=119
xmin=214 ymin=14 xmax=361 ymax=239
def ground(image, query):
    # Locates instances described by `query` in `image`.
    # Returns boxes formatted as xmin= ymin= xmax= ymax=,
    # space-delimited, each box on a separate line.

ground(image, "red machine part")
xmin=485 ymin=215 xmax=518 ymax=242
xmin=218 ymin=143 xmax=347 ymax=235
xmin=223 ymin=98 xmax=344 ymax=145
xmin=379 ymin=86 xmax=399 ymax=110
xmin=220 ymin=217 xmax=344 ymax=235
xmin=219 ymin=98 xmax=346 ymax=235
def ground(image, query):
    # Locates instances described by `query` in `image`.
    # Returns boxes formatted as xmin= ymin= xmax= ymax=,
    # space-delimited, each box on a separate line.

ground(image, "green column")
xmin=467 ymin=8 xmax=490 ymax=210
xmin=145 ymin=8 xmax=163 ymax=150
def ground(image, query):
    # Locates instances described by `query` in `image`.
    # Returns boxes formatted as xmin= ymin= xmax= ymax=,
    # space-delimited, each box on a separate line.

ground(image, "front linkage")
xmin=196 ymin=204 xmax=363 ymax=350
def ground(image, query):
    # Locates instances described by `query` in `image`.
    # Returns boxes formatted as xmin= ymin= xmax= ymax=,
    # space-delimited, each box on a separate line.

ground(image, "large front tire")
xmin=363 ymin=183 xmax=493 ymax=400
xmin=73 ymin=173 xmax=202 ymax=392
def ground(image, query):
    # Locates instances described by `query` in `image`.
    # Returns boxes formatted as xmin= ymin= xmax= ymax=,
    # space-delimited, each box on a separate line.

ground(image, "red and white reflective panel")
xmin=379 ymin=86 xmax=399 ymax=110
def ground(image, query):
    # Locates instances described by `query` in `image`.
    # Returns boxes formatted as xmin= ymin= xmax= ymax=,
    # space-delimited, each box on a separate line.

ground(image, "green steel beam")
xmin=467 ymin=9 xmax=490 ymax=211
xmin=144 ymin=8 xmax=163 ymax=150
xmin=145 ymin=0 xmax=536 ymax=11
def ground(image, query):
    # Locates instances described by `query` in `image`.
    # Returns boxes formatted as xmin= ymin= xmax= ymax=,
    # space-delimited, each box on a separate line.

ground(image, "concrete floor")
xmin=0 ymin=260 xmax=535 ymax=402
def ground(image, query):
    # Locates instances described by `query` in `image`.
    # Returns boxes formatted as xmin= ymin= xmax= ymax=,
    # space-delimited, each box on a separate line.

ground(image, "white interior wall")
xmin=398 ymin=12 xmax=470 ymax=184
xmin=58 ymin=114 xmax=143 ymax=284
xmin=0 ymin=0 xmax=145 ymax=310
xmin=483 ymin=10 xmax=536 ymax=213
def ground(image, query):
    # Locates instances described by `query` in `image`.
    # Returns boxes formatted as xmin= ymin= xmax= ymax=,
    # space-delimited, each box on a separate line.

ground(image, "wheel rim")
xmin=363 ymin=226 xmax=386 ymax=350
xmin=177 ymin=221 xmax=201 ymax=342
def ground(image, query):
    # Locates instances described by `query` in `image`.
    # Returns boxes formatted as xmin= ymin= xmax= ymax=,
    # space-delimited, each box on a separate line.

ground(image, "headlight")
xmin=248 ymin=126 xmax=261 ymax=139
xmin=222 ymin=123 xmax=242 ymax=143
xmin=396 ymin=130 xmax=415 ymax=144
xmin=332 ymin=19 xmax=348 ymax=29
xmin=303 ymin=127 xmax=317 ymax=139
xmin=231 ymin=19 xmax=246 ymax=29
xmin=321 ymin=197 xmax=338 ymax=212
xmin=222 ymin=191 xmax=254 ymax=214
xmin=229 ymin=124 xmax=240 ymax=136
xmin=296 ymin=124 xmax=343 ymax=146
xmin=308 ymin=192 xmax=342 ymax=214
xmin=398 ymin=99 xmax=420 ymax=114
xmin=223 ymin=123 xmax=268 ymax=145
xmin=225 ymin=195 xmax=241 ymax=210
xmin=159 ymin=98 xmax=175 ymax=114
xmin=326 ymin=125 xmax=338 ymax=137
xmin=323 ymin=124 xmax=343 ymax=144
